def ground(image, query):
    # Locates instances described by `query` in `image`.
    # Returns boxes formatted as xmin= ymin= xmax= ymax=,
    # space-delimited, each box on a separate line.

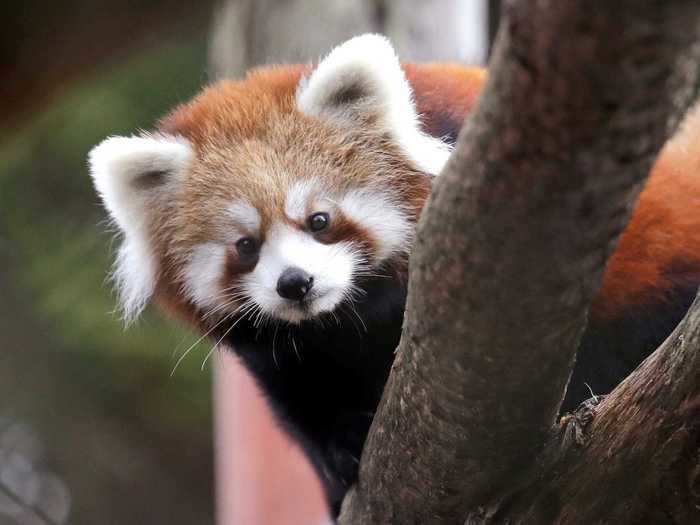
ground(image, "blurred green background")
xmin=0 ymin=34 xmax=214 ymax=524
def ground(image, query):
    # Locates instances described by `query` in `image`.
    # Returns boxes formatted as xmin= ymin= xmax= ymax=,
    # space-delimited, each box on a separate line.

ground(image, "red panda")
xmin=88 ymin=34 xmax=700 ymax=514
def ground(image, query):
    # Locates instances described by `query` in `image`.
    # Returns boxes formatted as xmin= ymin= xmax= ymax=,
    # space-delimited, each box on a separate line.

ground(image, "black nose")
xmin=276 ymin=267 xmax=314 ymax=301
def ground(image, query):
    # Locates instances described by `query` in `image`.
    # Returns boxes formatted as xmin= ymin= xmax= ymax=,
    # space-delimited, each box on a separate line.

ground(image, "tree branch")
xmin=340 ymin=1 xmax=700 ymax=523
xmin=494 ymin=291 xmax=700 ymax=523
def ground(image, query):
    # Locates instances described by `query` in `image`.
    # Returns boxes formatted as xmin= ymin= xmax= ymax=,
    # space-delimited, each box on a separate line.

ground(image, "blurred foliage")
xmin=0 ymin=34 xmax=214 ymax=523
xmin=1 ymin=35 xmax=211 ymax=425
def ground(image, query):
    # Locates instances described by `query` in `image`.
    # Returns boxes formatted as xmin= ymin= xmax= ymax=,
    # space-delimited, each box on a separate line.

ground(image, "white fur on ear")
xmin=88 ymin=133 xmax=192 ymax=321
xmin=296 ymin=33 xmax=451 ymax=175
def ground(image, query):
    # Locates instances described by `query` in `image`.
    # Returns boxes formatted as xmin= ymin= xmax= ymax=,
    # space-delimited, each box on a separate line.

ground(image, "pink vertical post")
xmin=213 ymin=350 xmax=329 ymax=525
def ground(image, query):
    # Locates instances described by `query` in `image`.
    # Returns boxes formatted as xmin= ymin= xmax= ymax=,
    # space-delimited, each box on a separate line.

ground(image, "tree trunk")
xmin=208 ymin=0 xmax=482 ymax=80
xmin=340 ymin=1 xmax=700 ymax=523
xmin=209 ymin=0 xmax=380 ymax=79
xmin=382 ymin=0 xmax=487 ymax=63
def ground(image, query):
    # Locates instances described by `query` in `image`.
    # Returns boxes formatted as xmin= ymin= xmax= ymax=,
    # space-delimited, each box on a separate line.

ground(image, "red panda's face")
xmin=173 ymin=115 xmax=430 ymax=324
xmin=89 ymin=34 xmax=451 ymax=328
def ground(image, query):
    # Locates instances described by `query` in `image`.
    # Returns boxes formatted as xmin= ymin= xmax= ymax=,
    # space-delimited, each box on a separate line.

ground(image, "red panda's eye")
xmin=235 ymin=237 xmax=258 ymax=257
xmin=308 ymin=212 xmax=330 ymax=232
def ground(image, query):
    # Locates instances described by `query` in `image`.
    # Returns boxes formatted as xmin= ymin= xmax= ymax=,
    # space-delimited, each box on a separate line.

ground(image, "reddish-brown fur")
xmin=595 ymin=107 xmax=700 ymax=318
xmin=153 ymin=64 xmax=447 ymax=327
xmin=403 ymin=63 xmax=487 ymax=138
xmin=157 ymin=62 xmax=700 ymax=322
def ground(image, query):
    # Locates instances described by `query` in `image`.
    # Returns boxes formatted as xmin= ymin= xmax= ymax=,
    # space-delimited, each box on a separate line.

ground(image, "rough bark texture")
xmin=496 ymin=293 xmax=700 ymax=523
xmin=340 ymin=1 xmax=700 ymax=523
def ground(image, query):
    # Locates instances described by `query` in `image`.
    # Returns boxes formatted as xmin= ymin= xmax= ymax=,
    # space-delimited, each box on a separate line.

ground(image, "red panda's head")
xmin=89 ymin=34 xmax=451 ymax=329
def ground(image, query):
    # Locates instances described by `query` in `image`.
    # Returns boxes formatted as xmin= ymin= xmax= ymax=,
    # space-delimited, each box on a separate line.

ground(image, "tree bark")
xmin=340 ymin=2 xmax=700 ymax=523
xmin=495 ymin=292 xmax=700 ymax=523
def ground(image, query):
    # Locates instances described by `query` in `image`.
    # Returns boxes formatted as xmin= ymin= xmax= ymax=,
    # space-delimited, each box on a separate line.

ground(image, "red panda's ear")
xmin=296 ymin=33 xmax=451 ymax=175
xmin=88 ymin=133 xmax=192 ymax=322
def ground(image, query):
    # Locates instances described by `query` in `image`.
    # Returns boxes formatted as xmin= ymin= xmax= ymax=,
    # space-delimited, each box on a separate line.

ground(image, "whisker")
xmin=272 ymin=323 xmax=280 ymax=370
xmin=175 ymin=296 xmax=261 ymax=375
xmin=290 ymin=333 xmax=302 ymax=362
xmin=201 ymin=317 xmax=240 ymax=371
xmin=201 ymin=289 xmax=250 ymax=321
xmin=342 ymin=285 xmax=368 ymax=333
xmin=170 ymin=314 xmax=229 ymax=376
xmin=330 ymin=310 xmax=341 ymax=327
xmin=200 ymin=346 xmax=217 ymax=371
xmin=340 ymin=303 xmax=364 ymax=337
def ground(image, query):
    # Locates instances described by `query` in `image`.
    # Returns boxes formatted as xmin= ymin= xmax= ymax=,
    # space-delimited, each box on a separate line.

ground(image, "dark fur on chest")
xmin=221 ymin=268 xmax=406 ymax=512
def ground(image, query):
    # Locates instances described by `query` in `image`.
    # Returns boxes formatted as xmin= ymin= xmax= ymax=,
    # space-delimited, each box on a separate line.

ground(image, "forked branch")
xmin=340 ymin=1 xmax=700 ymax=523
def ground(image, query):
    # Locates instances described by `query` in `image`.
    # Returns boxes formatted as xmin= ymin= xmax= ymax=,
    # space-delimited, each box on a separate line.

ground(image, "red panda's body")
xmin=89 ymin=35 xmax=700 ymax=516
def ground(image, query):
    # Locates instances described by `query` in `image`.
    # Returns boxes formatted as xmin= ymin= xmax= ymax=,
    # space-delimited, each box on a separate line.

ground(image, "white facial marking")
xmin=227 ymin=200 xmax=261 ymax=232
xmin=182 ymin=243 xmax=227 ymax=311
xmin=242 ymin=223 xmax=356 ymax=323
xmin=88 ymin=133 xmax=193 ymax=322
xmin=111 ymin=237 xmax=157 ymax=323
xmin=340 ymin=189 xmax=412 ymax=262
xmin=296 ymin=33 xmax=452 ymax=175
xmin=284 ymin=179 xmax=325 ymax=221
xmin=180 ymin=185 xmax=411 ymax=325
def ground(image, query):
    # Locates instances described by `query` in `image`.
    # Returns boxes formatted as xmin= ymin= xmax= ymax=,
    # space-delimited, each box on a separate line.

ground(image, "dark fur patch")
xmin=562 ymin=282 xmax=699 ymax=413
xmin=328 ymin=81 xmax=368 ymax=107
xmin=131 ymin=169 xmax=168 ymax=190
xmin=218 ymin=264 xmax=406 ymax=513
xmin=219 ymin=247 xmax=257 ymax=290
xmin=314 ymin=213 xmax=376 ymax=254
